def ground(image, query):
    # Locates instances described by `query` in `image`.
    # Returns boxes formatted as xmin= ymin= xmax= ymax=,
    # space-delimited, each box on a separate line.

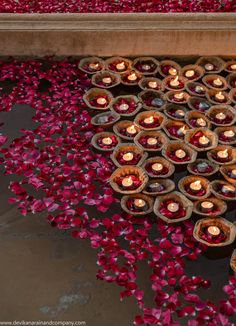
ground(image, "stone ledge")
xmin=0 ymin=13 xmax=235 ymax=56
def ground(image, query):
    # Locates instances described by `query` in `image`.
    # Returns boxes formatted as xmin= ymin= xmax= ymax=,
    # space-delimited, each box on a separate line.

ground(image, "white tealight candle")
xmin=169 ymin=67 xmax=177 ymax=75
xmin=196 ymin=118 xmax=207 ymax=127
xmin=170 ymin=76 xmax=180 ymax=87
xmin=185 ymin=70 xmax=195 ymax=78
xmin=199 ymin=135 xmax=210 ymax=146
xmin=213 ymin=78 xmax=223 ymax=87
xmin=144 ymin=116 xmax=154 ymax=124
xmin=230 ymin=64 xmax=236 ymax=70
xmin=215 ymin=92 xmax=225 ymax=101
xmin=119 ymin=103 xmax=129 ymax=111
xmin=122 ymin=176 xmax=133 ymax=188
xmin=175 ymin=149 xmax=186 ymax=159
xmin=223 ymin=130 xmax=235 ymax=138
xmin=207 ymin=225 xmax=221 ymax=236
xmin=201 ymin=201 xmax=214 ymax=213
xmin=231 ymin=169 xmax=236 ymax=178
xmin=222 ymin=184 xmax=235 ymax=194
xmin=167 ymin=202 xmax=179 ymax=213
xmin=174 ymin=92 xmax=184 ymax=100
xmin=151 ymin=163 xmax=163 ymax=172
xmin=142 ymin=64 xmax=151 ymax=71
xmin=147 ymin=137 xmax=158 ymax=146
xmin=89 ymin=62 xmax=99 ymax=70
xmin=205 ymin=63 xmax=214 ymax=71
xmin=102 ymin=77 xmax=112 ymax=84
xmin=177 ymin=126 xmax=187 ymax=136
xmin=189 ymin=180 xmax=202 ymax=192
xmin=148 ymin=81 xmax=158 ymax=89
xmin=134 ymin=198 xmax=146 ymax=208
xmin=217 ymin=149 xmax=229 ymax=159
xmin=128 ymin=73 xmax=138 ymax=81
xmin=102 ymin=137 xmax=112 ymax=145
xmin=126 ymin=125 xmax=137 ymax=135
xmin=215 ymin=112 xmax=226 ymax=121
xmin=97 ymin=97 xmax=107 ymax=105
xmin=123 ymin=152 xmax=134 ymax=162
xmin=175 ymin=109 xmax=185 ymax=117
xmin=116 ymin=61 xmax=125 ymax=71
xmin=195 ymin=85 xmax=204 ymax=93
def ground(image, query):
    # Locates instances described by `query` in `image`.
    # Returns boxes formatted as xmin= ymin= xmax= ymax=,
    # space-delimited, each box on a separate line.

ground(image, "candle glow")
xmin=223 ymin=130 xmax=235 ymax=138
xmin=217 ymin=149 xmax=229 ymax=159
xmin=123 ymin=152 xmax=134 ymax=162
xmin=102 ymin=77 xmax=112 ymax=84
xmin=148 ymin=81 xmax=158 ymax=89
xmin=122 ymin=176 xmax=133 ymax=187
xmin=205 ymin=63 xmax=214 ymax=71
xmin=170 ymin=76 xmax=180 ymax=87
xmin=134 ymin=198 xmax=146 ymax=208
xmin=175 ymin=149 xmax=186 ymax=159
xmin=102 ymin=137 xmax=112 ymax=145
xmin=116 ymin=61 xmax=125 ymax=71
xmin=167 ymin=202 xmax=179 ymax=213
xmin=207 ymin=225 xmax=221 ymax=236
xmin=119 ymin=103 xmax=129 ymax=111
xmin=89 ymin=62 xmax=99 ymax=70
xmin=147 ymin=137 xmax=158 ymax=145
xmin=199 ymin=135 xmax=210 ymax=146
xmin=126 ymin=125 xmax=137 ymax=135
xmin=213 ymin=78 xmax=223 ymax=87
xmin=97 ymin=97 xmax=107 ymax=105
xmin=169 ymin=67 xmax=177 ymax=75
xmin=215 ymin=92 xmax=225 ymax=101
xmin=190 ymin=180 xmax=202 ymax=192
xmin=185 ymin=70 xmax=195 ymax=78
xmin=151 ymin=163 xmax=163 ymax=172
xmin=174 ymin=92 xmax=184 ymax=100
xmin=196 ymin=118 xmax=207 ymax=127
xmin=144 ymin=116 xmax=154 ymax=124
xmin=128 ymin=73 xmax=138 ymax=81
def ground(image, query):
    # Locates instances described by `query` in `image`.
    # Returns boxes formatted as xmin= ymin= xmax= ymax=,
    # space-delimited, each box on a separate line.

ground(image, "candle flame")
xmin=201 ymin=135 xmax=207 ymax=141
xmin=216 ymin=78 xmax=221 ymax=83
xmin=221 ymin=149 xmax=228 ymax=155
xmin=173 ymin=76 xmax=179 ymax=83
xmin=179 ymin=125 xmax=186 ymax=134
xmin=193 ymin=180 xmax=201 ymax=187
xmin=178 ymin=92 xmax=184 ymax=96
xmin=130 ymin=73 xmax=136 ymax=78
xmin=218 ymin=91 xmax=223 ymax=96
xmin=129 ymin=125 xmax=136 ymax=132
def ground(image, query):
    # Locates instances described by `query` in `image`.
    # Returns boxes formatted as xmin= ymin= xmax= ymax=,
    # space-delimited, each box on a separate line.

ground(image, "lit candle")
xmin=119 ymin=103 xmax=129 ymax=111
xmin=175 ymin=109 xmax=185 ymax=117
xmin=213 ymin=78 xmax=223 ymax=87
xmin=207 ymin=225 xmax=221 ymax=237
xmin=126 ymin=125 xmax=137 ymax=135
xmin=134 ymin=198 xmax=146 ymax=208
xmin=222 ymin=184 xmax=235 ymax=194
xmin=185 ymin=70 xmax=195 ymax=78
xmin=89 ymin=62 xmax=99 ymax=70
xmin=195 ymin=85 xmax=204 ymax=93
xmin=148 ymin=81 xmax=158 ymax=89
xmin=102 ymin=137 xmax=112 ymax=145
xmin=205 ymin=63 xmax=214 ymax=71
xmin=174 ymin=92 xmax=184 ymax=101
xmin=231 ymin=169 xmax=236 ymax=178
xmin=123 ymin=152 xmax=134 ymax=162
xmin=151 ymin=163 xmax=163 ymax=172
xmin=217 ymin=149 xmax=229 ymax=159
xmin=201 ymin=201 xmax=214 ymax=213
xmin=230 ymin=64 xmax=236 ymax=70
xmin=170 ymin=76 xmax=180 ymax=87
xmin=127 ymin=73 xmax=138 ymax=81
xmin=175 ymin=149 xmax=186 ymax=159
xmin=169 ymin=67 xmax=177 ymax=75
xmin=142 ymin=64 xmax=151 ymax=71
xmin=144 ymin=116 xmax=154 ymax=124
xmin=199 ymin=135 xmax=210 ymax=146
xmin=215 ymin=92 xmax=225 ymax=102
xmin=189 ymin=180 xmax=202 ymax=192
xmin=167 ymin=202 xmax=179 ymax=213
xmin=97 ymin=97 xmax=107 ymax=105
xmin=196 ymin=118 xmax=207 ymax=127
xmin=215 ymin=112 xmax=226 ymax=121
xmin=223 ymin=130 xmax=235 ymax=138
xmin=177 ymin=125 xmax=187 ymax=136
xmin=122 ymin=176 xmax=133 ymax=188
xmin=147 ymin=137 xmax=158 ymax=146
xmin=116 ymin=61 xmax=125 ymax=71
xmin=102 ymin=77 xmax=112 ymax=84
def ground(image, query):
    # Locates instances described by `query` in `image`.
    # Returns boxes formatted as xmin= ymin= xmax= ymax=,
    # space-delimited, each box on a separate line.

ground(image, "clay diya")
xmin=207 ymin=145 xmax=236 ymax=165
xmin=206 ymin=89 xmax=231 ymax=105
xmin=78 ymin=56 xmax=105 ymax=74
xmin=138 ymin=90 xmax=166 ymax=110
xmin=163 ymin=120 xmax=189 ymax=140
xmin=185 ymin=128 xmax=218 ymax=152
xmin=110 ymin=95 xmax=142 ymax=117
xmin=83 ymin=88 xmax=113 ymax=110
xmin=134 ymin=111 xmax=166 ymax=131
xmin=133 ymin=57 xmax=159 ymax=75
xmin=181 ymin=64 xmax=204 ymax=81
xmin=196 ymin=56 xmax=225 ymax=74
xmin=193 ymin=217 xmax=236 ymax=247
xmin=110 ymin=166 xmax=148 ymax=194
xmin=91 ymin=111 xmax=120 ymax=128
xmin=91 ymin=71 xmax=121 ymax=89
xmin=162 ymin=141 xmax=197 ymax=165
xmin=159 ymin=60 xmax=181 ymax=77
xmin=142 ymin=156 xmax=175 ymax=178
xmin=111 ymin=143 xmax=148 ymax=167
xmin=91 ymin=132 xmax=120 ymax=151
xmin=134 ymin=130 xmax=168 ymax=152
xmin=105 ymin=56 xmax=132 ymax=74
xmin=193 ymin=197 xmax=227 ymax=217
xmin=226 ymin=73 xmax=236 ymax=89
xmin=121 ymin=70 xmax=143 ymax=86
xmin=210 ymin=180 xmax=236 ymax=201
xmin=178 ymin=175 xmax=211 ymax=200
xmin=138 ymin=77 xmax=164 ymax=91
xmin=166 ymin=91 xmax=190 ymax=104
xmin=224 ymin=60 xmax=236 ymax=73
xmin=220 ymin=164 xmax=236 ymax=185
xmin=154 ymin=191 xmax=193 ymax=223
xmin=215 ymin=126 xmax=236 ymax=145
xmin=187 ymin=97 xmax=211 ymax=113
xmin=143 ymin=179 xmax=175 ymax=196
xmin=164 ymin=104 xmax=188 ymax=121
xmin=185 ymin=82 xmax=207 ymax=97
xmin=206 ymin=105 xmax=236 ymax=126
xmin=121 ymin=194 xmax=154 ymax=215
xmin=185 ymin=111 xmax=211 ymax=129
xmin=229 ymin=88 xmax=236 ymax=104
xmin=163 ymin=75 xmax=187 ymax=91
xmin=202 ymin=74 xmax=227 ymax=90
xmin=230 ymin=249 xmax=236 ymax=272
xmin=187 ymin=159 xmax=219 ymax=176
xmin=113 ymin=120 xmax=140 ymax=140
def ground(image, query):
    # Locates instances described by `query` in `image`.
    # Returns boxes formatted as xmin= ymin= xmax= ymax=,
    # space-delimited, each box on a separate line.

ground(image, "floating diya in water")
xmin=111 ymin=143 xmax=147 ymax=167
xmin=105 ymin=57 xmax=132 ymax=73
xmin=188 ymin=97 xmax=211 ymax=112
xmin=207 ymin=90 xmax=230 ymax=104
xmin=215 ymin=126 xmax=236 ymax=144
xmin=202 ymin=74 xmax=227 ymax=90
xmin=187 ymin=159 xmax=219 ymax=176
xmin=91 ymin=111 xmax=120 ymax=128
xmin=83 ymin=88 xmax=113 ymax=110
xmin=196 ymin=56 xmax=225 ymax=74
xmin=159 ymin=60 xmax=180 ymax=77
xmin=186 ymin=82 xmax=206 ymax=97
xmin=116 ymin=61 xmax=126 ymax=71
xmin=126 ymin=124 xmax=138 ymax=135
xmin=79 ymin=57 xmax=105 ymax=74
xmin=220 ymin=165 xmax=236 ymax=185
xmin=164 ymin=75 xmax=186 ymax=91
xmin=113 ymin=121 xmax=139 ymax=140
xmin=91 ymin=132 xmax=120 ymax=152
xmin=138 ymin=90 xmax=166 ymax=110
xmin=166 ymin=91 xmax=189 ymax=104
xmin=178 ymin=176 xmax=210 ymax=200
xmin=96 ymin=97 xmax=107 ymax=105
xmin=91 ymin=71 xmax=121 ymax=89
xmin=193 ymin=197 xmax=227 ymax=216
xmin=133 ymin=57 xmax=159 ymax=75
xmin=205 ymin=63 xmax=214 ymax=71
xmin=110 ymin=95 xmax=142 ymax=116
xmin=207 ymin=106 xmax=235 ymax=126
xmin=143 ymin=179 xmax=175 ymax=196
xmin=134 ymin=130 xmax=167 ymax=152
xmin=185 ymin=128 xmax=218 ymax=152
xmin=121 ymin=70 xmax=142 ymax=85
xmin=143 ymin=157 xmax=175 ymax=178
xmin=210 ymin=180 xmax=236 ymax=200
xmin=135 ymin=111 xmax=166 ymax=130
xmin=121 ymin=194 xmax=154 ymax=215
xmin=164 ymin=121 xmax=189 ymax=140
xmin=163 ymin=141 xmax=197 ymax=164
xmin=185 ymin=111 xmax=210 ymax=129
xmin=182 ymin=64 xmax=204 ymax=81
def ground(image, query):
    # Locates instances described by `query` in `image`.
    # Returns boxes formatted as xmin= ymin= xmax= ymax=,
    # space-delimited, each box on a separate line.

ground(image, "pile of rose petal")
xmin=0 ymin=58 xmax=235 ymax=325
xmin=0 ymin=0 xmax=235 ymax=13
